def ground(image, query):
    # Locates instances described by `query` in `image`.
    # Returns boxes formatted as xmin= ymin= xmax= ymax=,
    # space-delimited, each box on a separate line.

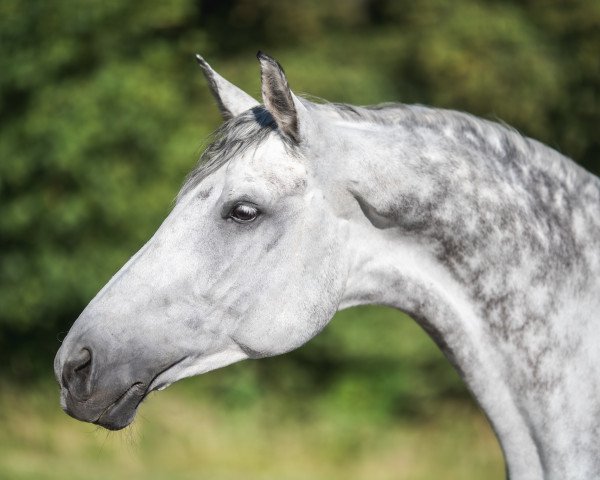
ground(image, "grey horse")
xmin=54 ymin=52 xmax=600 ymax=480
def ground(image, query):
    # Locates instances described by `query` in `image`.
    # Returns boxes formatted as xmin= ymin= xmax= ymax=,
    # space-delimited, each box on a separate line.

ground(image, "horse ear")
xmin=195 ymin=54 xmax=259 ymax=120
xmin=257 ymin=51 xmax=300 ymax=144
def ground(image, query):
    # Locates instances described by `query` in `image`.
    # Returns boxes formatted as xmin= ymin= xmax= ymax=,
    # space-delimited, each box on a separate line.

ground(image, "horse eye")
xmin=229 ymin=203 xmax=260 ymax=223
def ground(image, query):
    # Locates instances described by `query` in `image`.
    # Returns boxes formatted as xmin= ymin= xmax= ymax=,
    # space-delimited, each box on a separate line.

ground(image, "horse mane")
xmin=312 ymin=99 xmax=597 ymax=188
xmin=313 ymin=99 xmax=533 ymax=159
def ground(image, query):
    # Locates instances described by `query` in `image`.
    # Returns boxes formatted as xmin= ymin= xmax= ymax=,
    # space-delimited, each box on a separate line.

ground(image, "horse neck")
xmin=320 ymin=107 xmax=600 ymax=479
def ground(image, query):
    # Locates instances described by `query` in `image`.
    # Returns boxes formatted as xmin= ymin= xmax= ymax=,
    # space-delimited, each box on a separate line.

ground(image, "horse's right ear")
xmin=195 ymin=54 xmax=259 ymax=120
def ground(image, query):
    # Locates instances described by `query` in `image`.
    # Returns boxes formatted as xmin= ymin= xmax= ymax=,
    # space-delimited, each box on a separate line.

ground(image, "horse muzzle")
xmin=55 ymin=343 xmax=152 ymax=430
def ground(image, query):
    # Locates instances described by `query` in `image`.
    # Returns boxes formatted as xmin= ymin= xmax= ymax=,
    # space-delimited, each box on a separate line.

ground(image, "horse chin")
xmin=90 ymin=383 xmax=147 ymax=431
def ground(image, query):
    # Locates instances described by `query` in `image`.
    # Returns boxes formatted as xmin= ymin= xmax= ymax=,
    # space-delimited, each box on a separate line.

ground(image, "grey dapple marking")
xmin=55 ymin=52 xmax=600 ymax=479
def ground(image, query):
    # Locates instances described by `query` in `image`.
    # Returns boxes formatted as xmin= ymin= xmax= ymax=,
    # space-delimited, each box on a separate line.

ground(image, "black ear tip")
xmin=256 ymin=50 xmax=270 ymax=62
xmin=256 ymin=51 xmax=277 ymax=64
xmin=256 ymin=51 xmax=284 ymax=74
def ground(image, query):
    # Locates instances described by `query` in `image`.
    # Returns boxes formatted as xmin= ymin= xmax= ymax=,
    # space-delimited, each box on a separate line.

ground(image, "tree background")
xmin=0 ymin=1 xmax=598 ymax=478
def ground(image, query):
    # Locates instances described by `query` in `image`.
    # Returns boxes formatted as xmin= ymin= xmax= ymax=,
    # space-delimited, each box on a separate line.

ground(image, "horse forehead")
xmin=226 ymin=140 xmax=307 ymax=193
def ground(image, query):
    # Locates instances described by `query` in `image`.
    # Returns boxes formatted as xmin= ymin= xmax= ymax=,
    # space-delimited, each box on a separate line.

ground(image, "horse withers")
xmin=55 ymin=52 xmax=600 ymax=480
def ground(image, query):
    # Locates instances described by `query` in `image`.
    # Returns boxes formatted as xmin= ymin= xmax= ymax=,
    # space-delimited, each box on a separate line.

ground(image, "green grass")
xmin=0 ymin=380 xmax=504 ymax=480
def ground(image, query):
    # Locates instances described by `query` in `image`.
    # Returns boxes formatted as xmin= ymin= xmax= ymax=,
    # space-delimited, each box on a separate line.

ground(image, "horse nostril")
xmin=62 ymin=348 xmax=93 ymax=400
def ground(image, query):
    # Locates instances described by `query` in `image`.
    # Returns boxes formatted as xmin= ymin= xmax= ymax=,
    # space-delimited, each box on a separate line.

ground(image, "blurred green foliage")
xmin=0 ymin=0 xmax=598 ymax=420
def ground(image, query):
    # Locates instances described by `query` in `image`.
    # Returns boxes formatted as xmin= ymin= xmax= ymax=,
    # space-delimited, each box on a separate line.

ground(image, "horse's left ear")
xmin=257 ymin=51 xmax=302 ymax=144
xmin=196 ymin=54 xmax=259 ymax=120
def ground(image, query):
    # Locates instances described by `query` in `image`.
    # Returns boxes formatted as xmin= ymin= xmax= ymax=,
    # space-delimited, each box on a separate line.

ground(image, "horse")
xmin=54 ymin=52 xmax=600 ymax=479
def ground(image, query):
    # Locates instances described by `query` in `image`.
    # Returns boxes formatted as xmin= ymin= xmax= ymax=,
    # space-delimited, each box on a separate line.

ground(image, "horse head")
xmin=54 ymin=53 xmax=350 ymax=430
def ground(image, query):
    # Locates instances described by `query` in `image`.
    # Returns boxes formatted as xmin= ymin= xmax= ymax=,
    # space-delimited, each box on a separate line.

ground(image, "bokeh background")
xmin=1 ymin=1 xmax=598 ymax=479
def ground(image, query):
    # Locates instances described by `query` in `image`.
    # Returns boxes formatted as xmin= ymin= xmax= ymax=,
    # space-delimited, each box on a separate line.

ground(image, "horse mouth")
xmin=88 ymin=357 xmax=188 ymax=431
xmin=92 ymin=382 xmax=147 ymax=431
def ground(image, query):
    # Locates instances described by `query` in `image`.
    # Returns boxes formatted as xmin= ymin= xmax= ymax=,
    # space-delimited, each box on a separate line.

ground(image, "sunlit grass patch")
xmin=0 ymin=380 xmax=503 ymax=480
